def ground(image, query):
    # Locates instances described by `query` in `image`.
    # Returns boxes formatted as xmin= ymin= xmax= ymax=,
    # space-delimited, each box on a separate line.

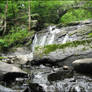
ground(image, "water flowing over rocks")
xmin=32 ymin=20 xmax=92 ymax=66
xmin=32 ymin=20 xmax=92 ymax=51
xmin=0 ymin=20 xmax=92 ymax=92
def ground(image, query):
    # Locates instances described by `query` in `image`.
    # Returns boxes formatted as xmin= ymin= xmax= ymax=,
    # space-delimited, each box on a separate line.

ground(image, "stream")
xmin=0 ymin=24 xmax=92 ymax=92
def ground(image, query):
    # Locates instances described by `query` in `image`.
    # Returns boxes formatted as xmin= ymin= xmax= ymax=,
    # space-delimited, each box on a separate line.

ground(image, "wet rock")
xmin=24 ymin=83 xmax=45 ymax=92
xmin=0 ymin=61 xmax=27 ymax=81
xmin=33 ymin=46 xmax=92 ymax=66
xmin=63 ymin=65 xmax=70 ymax=70
xmin=48 ymin=70 xmax=73 ymax=82
xmin=69 ymin=85 xmax=85 ymax=92
xmin=0 ymin=85 xmax=14 ymax=92
xmin=16 ymin=52 xmax=33 ymax=64
xmin=72 ymin=58 xmax=92 ymax=73
xmin=33 ymin=20 xmax=92 ymax=65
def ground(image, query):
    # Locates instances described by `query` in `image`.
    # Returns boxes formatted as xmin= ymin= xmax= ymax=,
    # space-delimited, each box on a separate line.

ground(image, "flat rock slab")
xmin=0 ymin=61 xmax=27 ymax=77
xmin=72 ymin=58 xmax=92 ymax=73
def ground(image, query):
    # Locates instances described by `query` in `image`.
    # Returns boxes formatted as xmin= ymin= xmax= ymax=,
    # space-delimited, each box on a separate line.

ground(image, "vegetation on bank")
xmin=35 ymin=39 xmax=92 ymax=55
xmin=61 ymin=9 xmax=92 ymax=24
xmin=0 ymin=0 xmax=92 ymax=51
xmin=0 ymin=27 xmax=34 ymax=51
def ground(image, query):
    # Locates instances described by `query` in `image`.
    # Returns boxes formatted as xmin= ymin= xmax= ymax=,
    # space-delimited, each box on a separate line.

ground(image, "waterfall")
xmin=62 ymin=34 xmax=69 ymax=44
xmin=32 ymin=34 xmax=38 ymax=52
xmin=47 ymin=26 xmax=56 ymax=45
xmin=48 ymin=33 xmax=55 ymax=45
xmin=40 ymin=34 xmax=47 ymax=46
xmin=32 ymin=25 xmax=61 ymax=51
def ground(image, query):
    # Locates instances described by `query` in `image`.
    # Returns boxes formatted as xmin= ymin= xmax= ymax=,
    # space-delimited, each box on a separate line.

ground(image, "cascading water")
xmin=32 ymin=34 xmax=38 ymax=52
xmin=32 ymin=25 xmax=70 ymax=51
xmin=32 ymin=26 xmax=57 ymax=51
xmin=48 ymin=33 xmax=55 ymax=45
xmin=62 ymin=34 xmax=69 ymax=44
xmin=40 ymin=34 xmax=47 ymax=46
xmin=47 ymin=26 xmax=60 ymax=45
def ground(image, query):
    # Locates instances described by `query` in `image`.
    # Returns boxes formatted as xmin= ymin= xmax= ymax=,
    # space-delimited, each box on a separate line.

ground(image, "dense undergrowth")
xmin=0 ymin=0 xmax=92 ymax=51
xmin=61 ymin=9 xmax=92 ymax=24
xmin=0 ymin=27 xmax=34 ymax=51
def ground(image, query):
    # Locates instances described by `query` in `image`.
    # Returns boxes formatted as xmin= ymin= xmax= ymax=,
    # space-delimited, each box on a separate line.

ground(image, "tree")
xmin=28 ymin=0 xmax=31 ymax=31
xmin=3 ymin=0 xmax=8 ymax=35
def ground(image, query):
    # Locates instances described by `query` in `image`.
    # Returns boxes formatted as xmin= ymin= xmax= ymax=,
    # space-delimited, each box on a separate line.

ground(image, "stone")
xmin=0 ymin=85 xmax=14 ymax=92
xmin=16 ymin=52 xmax=33 ymax=64
xmin=72 ymin=58 xmax=92 ymax=73
xmin=0 ymin=61 xmax=27 ymax=80
xmin=33 ymin=20 xmax=92 ymax=66
xmin=63 ymin=65 xmax=69 ymax=70
xmin=24 ymin=83 xmax=45 ymax=92
xmin=69 ymin=85 xmax=85 ymax=92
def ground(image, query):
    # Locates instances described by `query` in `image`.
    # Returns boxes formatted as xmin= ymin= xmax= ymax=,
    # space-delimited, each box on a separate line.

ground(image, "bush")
xmin=0 ymin=27 xmax=34 ymax=51
xmin=60 ymin=9 xmax=92 ymax=24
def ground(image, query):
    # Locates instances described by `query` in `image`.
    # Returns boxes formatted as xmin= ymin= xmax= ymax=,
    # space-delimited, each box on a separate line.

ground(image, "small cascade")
xmin=47 ymin=25 xmax=58 ymax=45
xmin=32 ymin=34 xmax=38 ymax=52
xmin=48 ymin=33 xmax=55 ymax=45
xmin=63 ymin=34 xmax=69 ymax=44
xmin=40 ymin=34 xmax=47 ymax=46
xmin=32 ymin=25 xmax=62 ymax=51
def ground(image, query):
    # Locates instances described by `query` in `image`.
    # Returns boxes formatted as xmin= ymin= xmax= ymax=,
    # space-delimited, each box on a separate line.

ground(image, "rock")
xmin=69 ymin=85 xmax=85 ymax=92
xmin=48 ymin=70 xmax=73 ymax=82
xmin=0 ymin=61 xmax=27 ymax=81
xmin=2 ymin=53 xmax=33 ymax=65
xmin=24 ymin=83 xmax=45 ymax=92
xmin=63 ymin=65 xmax=69 ymax=70
xmin=32 ymin=45 xmax=92 ymax=66
xmin=16 ymin=52 xmax=33 ymax=64
xmin=32 ymin=20 xmax=92 ymax=66
xmin=0 ymin=85 xmax=14 ymax=92
xmin=72 ymin=58 xmax=92 ymax=73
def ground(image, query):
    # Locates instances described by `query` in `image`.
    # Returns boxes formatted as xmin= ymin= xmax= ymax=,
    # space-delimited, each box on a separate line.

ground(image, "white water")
xmin=48 ymin=34 xmax=55 ymax=45
xmin=62 ymin=34 xmax=69 ymax=44
xmin=40 ymin=34 xmax=47 ymax=46
xmin=32 ymin=25 xmax=64 ymax=51
xmin=47 ymin=26 xmax=61 ymax=45
xmin=32 ymin=34 xmax=38 ymax=52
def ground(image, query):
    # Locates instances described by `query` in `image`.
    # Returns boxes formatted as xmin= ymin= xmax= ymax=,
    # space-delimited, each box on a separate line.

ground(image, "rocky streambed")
xmin=0 ymin=20 xmax=92 ymax=92
xmin=0 ymin=54 xmax=92 ymax=92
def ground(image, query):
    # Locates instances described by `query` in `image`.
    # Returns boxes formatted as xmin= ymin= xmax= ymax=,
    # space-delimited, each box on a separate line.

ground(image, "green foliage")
xmin=61 ymin=9 xmax=92 ymax=24
xmin=31 ymin=1 xmax=74 ymax=24
xmin=0 ymin=27 xmax=34 ymax=50
xmin=0 ymin=56 xmax=7 ymax=60
xmin=88 ymin=33 xmax=92 ymax=38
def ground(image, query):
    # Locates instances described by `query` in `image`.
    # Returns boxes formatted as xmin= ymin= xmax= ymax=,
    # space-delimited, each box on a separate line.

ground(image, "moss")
xmin=88 ymin=33 xmax=92 ymax=38
xmin=82 ymin=47 xmax=87 ymax=51
xmin=0 ymin=57 xmax=7 ymax=60
xmin=35 ymin=39 xmax=92 ymax=55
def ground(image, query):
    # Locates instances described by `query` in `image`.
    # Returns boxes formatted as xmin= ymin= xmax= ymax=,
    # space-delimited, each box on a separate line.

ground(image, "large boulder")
xmin=0 ymin=61 xmax=27 ymax=81
xmin=72 ymin=58 xmax=92 ymax=73
xmin=32 ymin=45 xmax=92 ymax=66
xmin=32 ymin=20 xmax=92 ymax=66
xmin=2 ymin=47 xmax=33 ymax=64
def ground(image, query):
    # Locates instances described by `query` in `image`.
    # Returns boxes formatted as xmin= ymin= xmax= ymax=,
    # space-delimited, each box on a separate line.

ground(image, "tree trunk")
xmin=28 ymin=0 xmax=31 ymax=31
xmin=3 ymin=0 xmax=8 ymax=35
